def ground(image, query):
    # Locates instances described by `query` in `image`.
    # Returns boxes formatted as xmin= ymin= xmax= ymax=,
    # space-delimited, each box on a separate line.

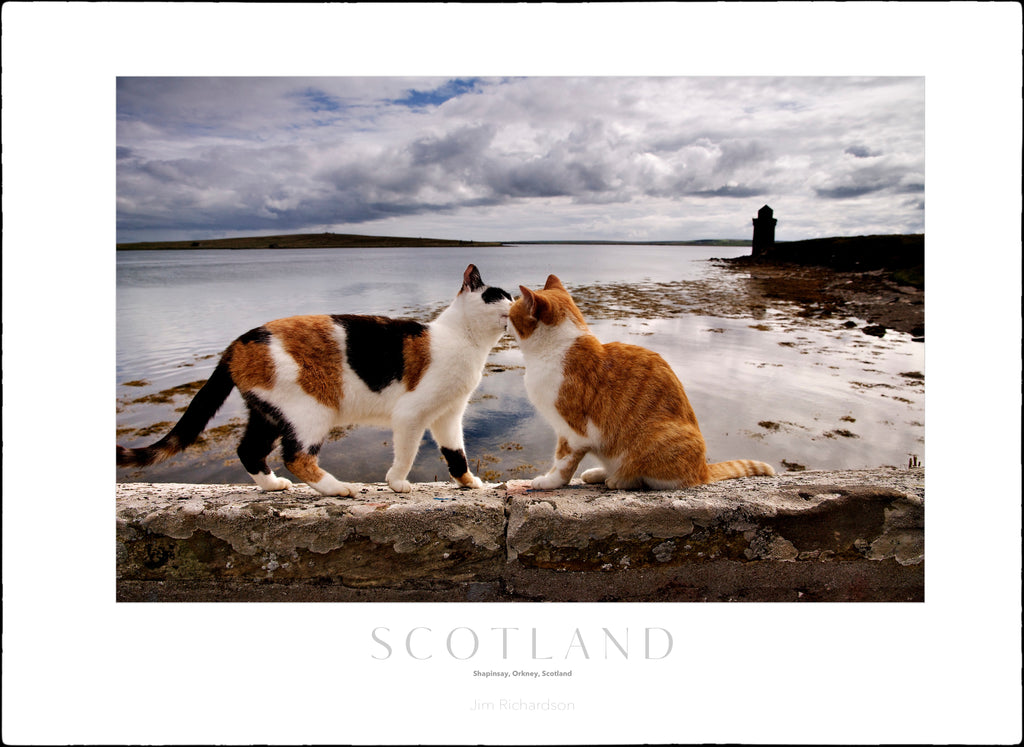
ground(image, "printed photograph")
xmin=115 ymin=76 xmax=925 ymax=603
xmin=6 ymin=5 xmax=1021 ymax=746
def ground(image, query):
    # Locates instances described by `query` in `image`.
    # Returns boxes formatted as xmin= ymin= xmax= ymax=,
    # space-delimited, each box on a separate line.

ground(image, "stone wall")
xmin=116 ymin=467 xmax=924 ymax=602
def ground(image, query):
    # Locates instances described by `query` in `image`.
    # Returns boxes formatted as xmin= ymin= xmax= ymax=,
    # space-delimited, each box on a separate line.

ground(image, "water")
xmin=116 ymin=245 xmax=924 ymax=485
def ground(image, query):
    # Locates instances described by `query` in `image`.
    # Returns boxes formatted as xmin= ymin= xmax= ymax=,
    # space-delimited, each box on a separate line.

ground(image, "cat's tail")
xmin=706 ymin=459 xmax=776 ymax=482
xmin=117 ymin=357 xmax=235 ymax=468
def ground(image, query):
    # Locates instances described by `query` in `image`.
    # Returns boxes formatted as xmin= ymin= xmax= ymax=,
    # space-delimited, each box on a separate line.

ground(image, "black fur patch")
xmin=243 ymin=391 xmax=281 ymax=424
xmin=236 ymin=326 xmax=271 ymax=346
xmin=441 ymin=447 xmax=469 ymax=478
xmin=236 ymin=401 xmax=283 ymax=475
xmin=116 ymin=358 xmax=237 ymax=468
xmin=482 ymin=286 xmax=513 ymax=304
xmin=332 ymin=315 xmax=428 ymax=393
xmin=242 ymin=392 xmax=296 ymax=441
xmin=243 ymin=392 xmax=311 ymax=466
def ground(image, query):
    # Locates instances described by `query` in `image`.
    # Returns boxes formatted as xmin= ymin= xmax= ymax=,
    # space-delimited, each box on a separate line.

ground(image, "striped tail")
xmin=707 ymin=459 xmax=776 ymax=482
xmin=117 ymin=358 xmax=235 ymax=468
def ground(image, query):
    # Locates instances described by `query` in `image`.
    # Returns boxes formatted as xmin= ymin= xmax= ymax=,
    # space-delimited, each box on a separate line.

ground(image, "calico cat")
xmin=117 ymin=264 xmax=513 ymax=496
xmin=508 ymin=274 xmax=775 ymax=490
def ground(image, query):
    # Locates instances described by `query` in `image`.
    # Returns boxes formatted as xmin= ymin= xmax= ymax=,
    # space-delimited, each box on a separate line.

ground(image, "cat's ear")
xmin=543 ymin=274 xmax=565 ymax=291
xmin=461 ymin=264 xmax=485 ymax=293
xmin=518 ymin=285 xmax=549 ymax=320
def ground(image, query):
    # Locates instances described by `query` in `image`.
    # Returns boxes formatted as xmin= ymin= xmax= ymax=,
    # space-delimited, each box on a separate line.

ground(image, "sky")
xmin=116 ymin=76 xmax=925 ymax=244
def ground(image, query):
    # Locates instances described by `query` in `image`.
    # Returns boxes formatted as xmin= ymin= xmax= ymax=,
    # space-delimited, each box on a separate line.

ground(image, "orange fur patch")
xmin=285 ymin=452 xmax=326 ymax=483
xmin=510 ymin=276 xmax=587 ymax=341
xmin=266 ymin=315 xmax=343 ymax=407
xmin=402 ymin=330 xmax=431 ymax=391
xmin=557 ymin=335 xmax=712 ymax=486
xmin=553 ymin=437 xmax=587 ymax=482
xmin=228 ymin=338 xmax=276 ymax=392
xmin=708 ymin=459 xmax=775 ymax=481
xmin=508 ymin=296 xmax=540 ymax=340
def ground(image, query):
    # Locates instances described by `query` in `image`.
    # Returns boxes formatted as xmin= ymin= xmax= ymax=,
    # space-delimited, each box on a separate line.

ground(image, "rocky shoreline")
xmin=719 ymin=256 xmax=924 ymax=339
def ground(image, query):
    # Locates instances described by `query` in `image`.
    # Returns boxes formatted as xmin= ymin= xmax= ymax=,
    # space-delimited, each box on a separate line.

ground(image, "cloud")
xmin=845 ymin=145 xmax=881 ymax=158
xmin=408 ymin=123 xmax=496 ymax=167
xmin=116 ymin=76 xmax=925 ymax=242
xmin=692 ymin=185 xmax=765 ymax=198
xmin=815 ymin=184 xmax=886 ymax=199
xmin=811 ymin=151 xmax=924 ymax=201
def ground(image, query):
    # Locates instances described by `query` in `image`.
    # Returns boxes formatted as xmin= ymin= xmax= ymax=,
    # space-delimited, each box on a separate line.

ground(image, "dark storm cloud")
xmin=815 ymin=184 xmax=887 ymax=199
xmin=812 ymin=156 xmax=923 ymax=201
xmin=845 ymin=145 xmax=881 ymax=158
xmin=408 ymin=124 xmax=496 ymax=167
xmin=692 ymin=185 xmax=765 ymax=198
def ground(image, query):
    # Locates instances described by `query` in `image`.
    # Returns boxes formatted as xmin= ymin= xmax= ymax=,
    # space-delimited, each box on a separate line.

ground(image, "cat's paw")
xmin=531 ymin=474 xmax=566 ymax=491
xmin=304 ymin=473 xmax=355 ymax=496
xmin=580 ymin=468 xmax=607 ymax=484
xmin=457 ymin=473 xmax=484 ymax=489
xmin=605 ymin=475 xmax=643 ymax=491
xmin=312 ymin=479 xmax=355 ymax=497
xmin=385 ymin=468 xmax=413 ymax=493
xmin=252 ymin=472 xmax=293 ymax=492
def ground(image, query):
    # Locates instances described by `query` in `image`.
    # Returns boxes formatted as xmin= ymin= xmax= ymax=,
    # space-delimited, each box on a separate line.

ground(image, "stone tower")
xmin=752 ymin=204 xmax=777 ymax=256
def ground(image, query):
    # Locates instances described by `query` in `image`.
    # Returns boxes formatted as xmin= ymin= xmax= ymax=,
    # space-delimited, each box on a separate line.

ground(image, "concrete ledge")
xmin=116 ymin=468 xmax=924 ymax=602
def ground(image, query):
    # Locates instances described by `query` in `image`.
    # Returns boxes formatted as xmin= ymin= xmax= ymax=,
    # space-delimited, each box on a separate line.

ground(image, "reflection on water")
xmin=117 ymin=245 xmax=923 ymax=485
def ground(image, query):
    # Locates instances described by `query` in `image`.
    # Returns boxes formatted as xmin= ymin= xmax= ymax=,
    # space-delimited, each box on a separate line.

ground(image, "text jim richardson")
xmin=471 ymin=670 xmax=575 ymax=711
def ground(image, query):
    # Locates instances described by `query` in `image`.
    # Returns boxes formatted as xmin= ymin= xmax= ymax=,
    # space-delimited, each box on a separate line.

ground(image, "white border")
xmin=3 ymin=3 xmax=1021 ymax=745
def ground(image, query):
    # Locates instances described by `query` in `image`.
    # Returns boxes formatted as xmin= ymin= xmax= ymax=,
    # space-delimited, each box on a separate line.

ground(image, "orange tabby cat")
xmin=508 ymin=275 xmax=775 ymax=490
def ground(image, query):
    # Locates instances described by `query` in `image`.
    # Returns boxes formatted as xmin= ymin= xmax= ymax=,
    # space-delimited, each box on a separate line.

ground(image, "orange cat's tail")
xmin=707 ymin=459 xmax=776 ymax=482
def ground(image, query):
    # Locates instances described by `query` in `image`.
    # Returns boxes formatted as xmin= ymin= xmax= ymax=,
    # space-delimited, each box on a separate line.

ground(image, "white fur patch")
xmin=308 ymin=474 xmax=355 ymax=497
xmin=251 ymin=471 xmax=293 ymax=492
xmin=531 ymin=473 xmax=567 ymax=490
xmin=259 ymin=337 xmax=338 ymax=448
xmin=517 ymin=318 xmax=586 ymax=432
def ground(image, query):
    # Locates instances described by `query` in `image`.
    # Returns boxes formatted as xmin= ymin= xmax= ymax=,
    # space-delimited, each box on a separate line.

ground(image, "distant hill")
xmin=116 ymin=232 xmax=505 ymax=251
xmin=507 ymin=239 xmax=751 ymax=246
xmin=117 ymin=232 xmax=751 ymax=251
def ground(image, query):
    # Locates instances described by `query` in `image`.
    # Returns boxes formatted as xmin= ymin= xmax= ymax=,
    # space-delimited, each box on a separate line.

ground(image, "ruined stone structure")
xmin=752 ymin=204 xmax=777 ymax=256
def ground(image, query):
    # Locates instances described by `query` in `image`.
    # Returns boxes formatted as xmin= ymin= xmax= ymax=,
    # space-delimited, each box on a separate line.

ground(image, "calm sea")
xmin=116 ymin=245 xmax=924 ymax=485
